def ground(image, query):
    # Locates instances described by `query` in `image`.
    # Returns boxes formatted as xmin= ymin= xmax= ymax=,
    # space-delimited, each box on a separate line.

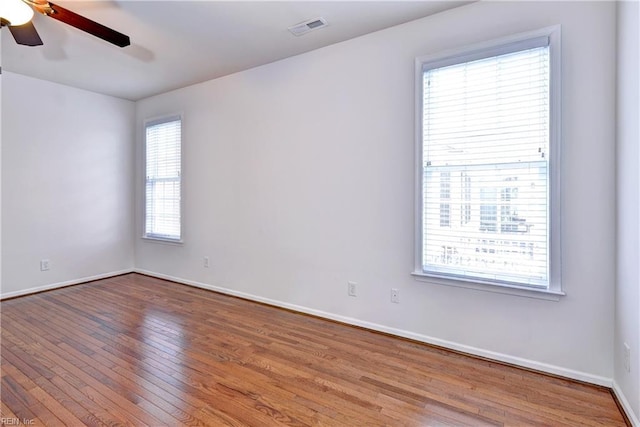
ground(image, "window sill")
xmin=411 ymin=271 xmax=565 ymax=301
xmin=141 ymin=236 xmax=183 ymax=246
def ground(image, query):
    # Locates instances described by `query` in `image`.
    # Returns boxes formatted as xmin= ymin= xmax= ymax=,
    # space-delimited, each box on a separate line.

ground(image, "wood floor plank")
xmin=1 ymin=273 xmax=629 ymax=426
xmin=1 ymin=373 xmax=63 ymax=426
xmin=2 ymin=363 xmax=86 ymax=426
xmin=2 ymin=314 xmax=164 ymax=426
xmin=0 ymin=399 xmax=20 ymax=423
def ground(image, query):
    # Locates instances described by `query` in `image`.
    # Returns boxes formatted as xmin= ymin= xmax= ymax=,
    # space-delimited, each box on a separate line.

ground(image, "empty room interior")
xmin=1 ymin=0 xmax=639 ymax=425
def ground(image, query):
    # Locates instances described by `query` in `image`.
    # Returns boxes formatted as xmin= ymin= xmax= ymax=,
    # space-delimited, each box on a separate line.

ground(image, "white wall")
xmin=135 ymin=1 xmax=617 ymax=383
xmin=616 ymin=1 xmax=640 ymax=423
xmin=1 ymin=72 xmax=135 ymax=297
xmin=1 ymin=34 xmax=4 ymax=294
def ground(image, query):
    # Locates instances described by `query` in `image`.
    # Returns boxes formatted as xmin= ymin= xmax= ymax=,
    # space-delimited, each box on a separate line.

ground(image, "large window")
xmin=414 ymin=27 xmax=561 ymax=293
xmin=144 ymin=116 xmax=182 ymax=242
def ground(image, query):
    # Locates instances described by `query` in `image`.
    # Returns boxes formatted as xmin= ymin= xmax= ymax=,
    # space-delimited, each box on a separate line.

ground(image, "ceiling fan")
xmin=0 ymin=0 xmax=130 ymax=47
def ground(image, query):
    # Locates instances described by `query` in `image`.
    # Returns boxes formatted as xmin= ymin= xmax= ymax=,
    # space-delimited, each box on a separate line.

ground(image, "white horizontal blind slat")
xmin=145 ymin=118 xmax=181 ymax=241
xmin=422 ymin=44 xmax=550 ymax=288
xmin=422 ymin=35 xmax=549 ymax=73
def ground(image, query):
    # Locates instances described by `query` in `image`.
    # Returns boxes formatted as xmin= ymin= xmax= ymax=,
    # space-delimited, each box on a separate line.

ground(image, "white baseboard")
xmin=0 ymin=269 xmax=135 ymax=300
xmin=134 ymin=269 xmax=613 ymax=388
xmin=613 ymin=381 xmax=640 ymax=427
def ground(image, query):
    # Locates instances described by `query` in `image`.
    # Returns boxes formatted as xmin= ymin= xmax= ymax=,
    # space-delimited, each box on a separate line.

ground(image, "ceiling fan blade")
xmin=8 ymin=21 xmax=44 ymax=46
xmin=47 ymin=2 xmax=130 ymax=48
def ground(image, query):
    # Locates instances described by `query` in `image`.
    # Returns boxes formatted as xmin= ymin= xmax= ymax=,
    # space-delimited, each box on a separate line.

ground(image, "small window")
xmin=414 ymin=27 xmax=562 ymax=293
xmin=144 ymin=116 xmax=182 ymax=242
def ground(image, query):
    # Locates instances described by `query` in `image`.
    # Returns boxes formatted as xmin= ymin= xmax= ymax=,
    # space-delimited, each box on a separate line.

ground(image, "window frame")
xmin=142 ymin=114 xmax=184 ymax=244
xmin=412 ymin=26 xmax=564 ymax=299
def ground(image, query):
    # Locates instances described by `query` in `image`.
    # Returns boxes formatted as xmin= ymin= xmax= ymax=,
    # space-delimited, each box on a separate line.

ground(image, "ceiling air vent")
xmin=288 ymin=17 xmax=328 ymax=36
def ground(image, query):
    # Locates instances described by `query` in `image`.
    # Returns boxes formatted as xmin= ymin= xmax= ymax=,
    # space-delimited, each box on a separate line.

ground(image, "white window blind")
xmin=420 ymin=38 xmax=552 ymax=288
xmin=145 ymin=117 xmax=182 ymax=241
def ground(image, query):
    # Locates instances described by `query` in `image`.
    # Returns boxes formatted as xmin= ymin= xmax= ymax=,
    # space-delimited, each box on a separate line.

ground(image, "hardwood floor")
xmin=0 ymin=273 xmax=628 ymax=426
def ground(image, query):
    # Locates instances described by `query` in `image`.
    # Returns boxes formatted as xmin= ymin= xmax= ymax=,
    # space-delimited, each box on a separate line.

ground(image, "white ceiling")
xmin=1 ymin=1 xmax=470 ymax=101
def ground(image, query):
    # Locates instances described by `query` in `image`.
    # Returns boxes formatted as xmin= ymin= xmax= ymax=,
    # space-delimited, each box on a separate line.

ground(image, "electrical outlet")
xmin=203 ymin=256 xmax=210 ymax=268
xmin=391 ymin=288 xmax=399 ymax=303
xmin=624 ymin=343 xmax=631 ymax=373
xmin=40 ymin=259 xmax=50 ymax=271
xmin=348 ymin=281 xmax=357 ymax=297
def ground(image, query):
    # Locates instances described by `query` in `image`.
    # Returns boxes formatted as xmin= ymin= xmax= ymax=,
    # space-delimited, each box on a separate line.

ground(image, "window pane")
xmin=145 ymin=118 xmax=181 ymax=240
xmin=423 ymin=47 xmax=549 ymax=168
xmin=421 ymin=45 xmax=550 ymax=288
xmin=423 ymin=163 xmax=548 ymax=286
